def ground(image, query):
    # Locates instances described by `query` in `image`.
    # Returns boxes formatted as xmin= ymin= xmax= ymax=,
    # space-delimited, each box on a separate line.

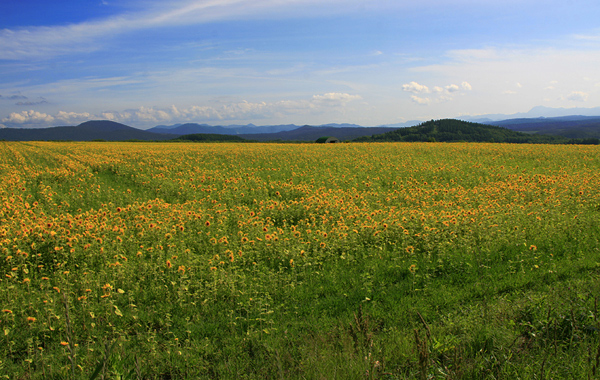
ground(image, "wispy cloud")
xmin=0 ymin=0 xmax=402 ymax=60
xmin=16 ymin=99 xmax=49 ymax=106
xmin=565 ymin=91 xmax=589 ymax=102
xmin=410 ymin=95 xmax=430 ymax=105
xmin=312 ymin=92 xmax=362 ymax=103
xmin=0 ymin=94 xmax=28 ymax=100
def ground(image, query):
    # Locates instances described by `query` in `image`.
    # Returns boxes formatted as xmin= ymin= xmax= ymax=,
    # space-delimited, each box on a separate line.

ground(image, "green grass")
xmin=0 ymin=141 xmax=599 ymax=379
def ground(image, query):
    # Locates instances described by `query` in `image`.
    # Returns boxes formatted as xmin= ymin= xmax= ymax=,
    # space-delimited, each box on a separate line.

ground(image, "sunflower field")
xmin=1 ymin=141 xmax=599 ymax=379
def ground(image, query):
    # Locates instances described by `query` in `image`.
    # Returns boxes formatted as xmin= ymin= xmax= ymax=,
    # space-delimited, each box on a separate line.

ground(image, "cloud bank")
xmin=1 ymin=92 xmax=362 ymax=128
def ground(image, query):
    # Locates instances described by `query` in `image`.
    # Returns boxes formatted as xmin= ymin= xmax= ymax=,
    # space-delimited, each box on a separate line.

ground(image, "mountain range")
xmin=0 ymin=120 xmax=398 ymax=142
xmin=1 ymin=114 xmax=600 ymax=142
xmin=0 ymin=120 xmax=174 ymax=141
xmin=147 ymin=122 xmax=367 ymax=136
xmin=487 ymin=116 xmax=600 ymax=139
xmin=460 ymin=105 xmax=600 ymax=123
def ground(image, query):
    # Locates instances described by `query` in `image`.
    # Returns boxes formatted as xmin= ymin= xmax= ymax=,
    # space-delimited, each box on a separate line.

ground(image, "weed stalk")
xmin=62 ymin=293 xmax=76 ymax=380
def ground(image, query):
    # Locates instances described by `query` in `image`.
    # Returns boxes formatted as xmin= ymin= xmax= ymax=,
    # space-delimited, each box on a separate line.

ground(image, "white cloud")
xmin=100 ymin=112 xmax=119 ymax=121
xmin=410 ymin=44 xmax=600 ymax=113
xmin=402 ymin=81 xmax=430 ymax=94
xmin=565 ymin=91 xmax=589 ymax=102
xmin=55 ymin=111 xmax=92 ymax=123
xmin=445 ymin=84 xmax=460 ymax=93
xmin=312 ymin=92 xmax=362 ymax=103
xmin=404 ymin=81 xmax=470 ymax=104
xmin=410 ymin=95 xmax=430 ymax=105
xmin=2 ymin=110 xmax=54 ymax=124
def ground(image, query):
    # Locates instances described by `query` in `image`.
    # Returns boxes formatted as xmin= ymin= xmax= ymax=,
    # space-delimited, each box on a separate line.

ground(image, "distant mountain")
xmin=148 ymin=123 xmax=233 ymax=135
xmin=147 ymin=123 xmax=300 ymax=135
xmin=0 ymin=120 xmax=173 ymax=141
xmin=173 ymin=133 xmax=247 ymax=142
xmin=461 ymin=106 xmax=600 ymax=123
xmin=354 ymin=119 xmax=570 ymax=143
xmin=488 ymin=116 xmax=600 ymax=139
xmin=319 ymin=123 xmax=365 ymax=128
xmin=238 ymin=125 xmax=400 ymax=142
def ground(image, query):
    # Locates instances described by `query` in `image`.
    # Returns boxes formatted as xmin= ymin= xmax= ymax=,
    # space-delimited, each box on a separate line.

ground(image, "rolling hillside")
xmin=354 ymin=119 xmax=571 ymax=143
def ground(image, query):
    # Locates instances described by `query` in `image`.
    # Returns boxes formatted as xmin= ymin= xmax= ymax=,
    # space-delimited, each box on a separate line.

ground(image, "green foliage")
xmin=355 ymin=119 xmax=576 ymax=144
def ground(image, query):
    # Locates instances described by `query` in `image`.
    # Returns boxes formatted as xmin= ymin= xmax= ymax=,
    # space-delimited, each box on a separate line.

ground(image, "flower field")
xmin=1 ymin=141 xmax=600 ymax=379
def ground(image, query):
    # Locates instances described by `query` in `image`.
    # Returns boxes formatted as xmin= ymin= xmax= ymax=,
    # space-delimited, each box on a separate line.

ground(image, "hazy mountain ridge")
xmin=488 ymin=117 xmax=600 ymax=139
xmin=461 ymin=105 xmax=600 ymax=123
xmin=147 ymin=123 xmax=365 ymax=136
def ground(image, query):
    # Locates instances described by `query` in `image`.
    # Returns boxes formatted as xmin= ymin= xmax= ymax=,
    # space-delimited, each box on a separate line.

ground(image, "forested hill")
xmin=354 ymin=119 xmax=586 ymax=143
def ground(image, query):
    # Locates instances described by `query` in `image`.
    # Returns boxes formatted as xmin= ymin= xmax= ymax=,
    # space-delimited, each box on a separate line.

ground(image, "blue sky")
xmin=2 ymin=0 xmax=600 ymax=129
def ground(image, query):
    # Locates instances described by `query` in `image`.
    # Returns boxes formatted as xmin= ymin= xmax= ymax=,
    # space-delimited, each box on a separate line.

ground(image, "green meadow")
xmin=1 ymin=141 xmax=599 ymax=379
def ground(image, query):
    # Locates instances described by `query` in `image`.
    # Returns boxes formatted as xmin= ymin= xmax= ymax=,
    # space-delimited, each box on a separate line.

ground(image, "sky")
xmin=2 ymin=0 xmax=600 ymax=129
